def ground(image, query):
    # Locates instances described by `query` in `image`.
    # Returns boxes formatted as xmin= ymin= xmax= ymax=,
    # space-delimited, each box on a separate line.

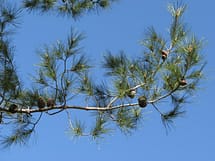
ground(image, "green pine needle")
xmin=91 ymin=116 xmax=111 ymax=140
xmin=116 ymin=108 xmax=139 ymax=134
xmin=161 ymin=105 xmax=185 ymax=131
xmin=1 ymin=128 xmax=33 ymax=148
xmin=103 ymin=51 xmax=129 ymax=76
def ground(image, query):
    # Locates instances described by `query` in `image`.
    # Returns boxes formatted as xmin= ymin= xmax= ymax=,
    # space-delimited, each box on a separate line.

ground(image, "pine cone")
xmin=47 ymin=98 xmax=55 ymax=107
xmin=161 ymin=50 xmax=169 ymax=61
xmin=37 ymin=97 xmax=46 ymax=109
xmin=179 ymin=78 xmax=187 ymax=86
xmin=127 ymin=89 xmax=136 ymax=99
xmin=138 ymin=96 xmax=147 ymax=108
xmin=9 ymin=104 xmax=18 ymax=113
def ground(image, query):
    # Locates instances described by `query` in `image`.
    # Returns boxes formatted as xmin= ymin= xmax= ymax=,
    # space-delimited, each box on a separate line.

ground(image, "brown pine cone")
xmin=37 ymin=97 xmax=46 ymax=109
xmin=138 ymin=96 xmax=147 ymax=108
xmin=127 ymin=89 xmax=136 ymax=99
xmin=179 ymin=78 xmax=187 ymax=86
xmin=9 ymin=104 xmax=18 ymax=113
xmin=47 ymin=98 xmax=55 ymax=107
xmin=161 ymin=50 xmax=169 ymax=61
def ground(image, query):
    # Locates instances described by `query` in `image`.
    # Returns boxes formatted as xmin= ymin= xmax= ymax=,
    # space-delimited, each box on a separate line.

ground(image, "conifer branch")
xmin=0 ymin=1 xmax=206 ymax=147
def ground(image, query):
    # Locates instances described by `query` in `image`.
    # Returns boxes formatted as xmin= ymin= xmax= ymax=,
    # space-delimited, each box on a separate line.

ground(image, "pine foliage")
xmin=23 ymin=0 xmax=116 ymax=17
xmin=0 ymin=0 xmax=206 ymax=147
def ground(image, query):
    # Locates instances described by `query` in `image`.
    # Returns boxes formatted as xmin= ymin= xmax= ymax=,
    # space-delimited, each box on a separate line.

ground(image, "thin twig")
xmin=130 ymin=83 xmax=145 ymax=90
xmin=65 ymin=110 xmax=74 ymax=129
xmin=107 ymin=83 xmax=145 ymax=108
xmin=34 ymin=112 xmax=43 ymax=126
xmin=151 ymin=103 xmax=163 ymax=116
xmin=107 ymin=96 xmax=118 ymax=108
xmin=46 ymin=109 xmax=64 ymax=115
xmin=148 ymin=84 xmax=180 ymax=103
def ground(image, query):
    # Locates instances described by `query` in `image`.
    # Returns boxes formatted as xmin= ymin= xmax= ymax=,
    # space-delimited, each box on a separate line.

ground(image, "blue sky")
xmin=1 ymin=0 xmax=215 ymax=161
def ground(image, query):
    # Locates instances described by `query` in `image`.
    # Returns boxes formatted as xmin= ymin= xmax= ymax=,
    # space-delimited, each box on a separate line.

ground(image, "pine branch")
xmin=0 ymin=1 xmax=206 ymax=147
xmin=22 ymin=0 xmax=116 ymax=18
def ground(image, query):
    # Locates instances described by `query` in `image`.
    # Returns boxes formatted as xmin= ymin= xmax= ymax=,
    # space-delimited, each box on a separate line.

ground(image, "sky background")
xmin=1 ymin=0 xmax=215 ymax=161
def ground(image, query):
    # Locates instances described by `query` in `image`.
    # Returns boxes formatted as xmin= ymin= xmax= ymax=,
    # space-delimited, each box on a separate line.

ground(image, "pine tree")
xmin=0 ymin=0 xmax=206 ymax=147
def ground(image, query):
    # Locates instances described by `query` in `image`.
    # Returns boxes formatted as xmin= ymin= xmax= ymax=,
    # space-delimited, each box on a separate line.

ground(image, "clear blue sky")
xmin=1 ymin=0 xmax=215 ymax=161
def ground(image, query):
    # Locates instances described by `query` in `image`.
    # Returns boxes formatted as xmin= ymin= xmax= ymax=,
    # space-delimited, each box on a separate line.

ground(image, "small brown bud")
xmin=179 ymin=78 xmax=187 ymax=86
xmin=47 ymin=98 xmax=55 ymax=107
xmin=161 ymin=50 xmax=169 ymax=61
xmin=187 ymin=45 xmax=193 ymax=53
xmin=129 ymin=64 xmax=135 ymax=72
xmin=138 ymin=96 xmax=147 ymax=108
xmin=37 ymin=97 xmax=46 ymax=109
